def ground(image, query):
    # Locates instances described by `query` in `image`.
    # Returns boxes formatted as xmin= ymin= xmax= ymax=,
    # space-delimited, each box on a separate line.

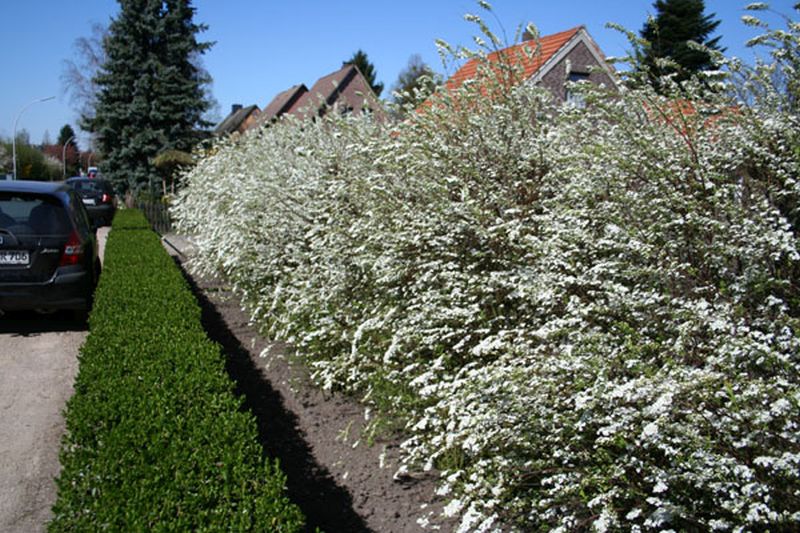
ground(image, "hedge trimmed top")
xmin=50 ymin=210 xmax=304 ymax=532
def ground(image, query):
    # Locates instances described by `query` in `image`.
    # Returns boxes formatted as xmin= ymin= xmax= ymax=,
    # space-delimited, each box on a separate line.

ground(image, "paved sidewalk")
xmin=0 ymin=227 xmax=110 ymax=533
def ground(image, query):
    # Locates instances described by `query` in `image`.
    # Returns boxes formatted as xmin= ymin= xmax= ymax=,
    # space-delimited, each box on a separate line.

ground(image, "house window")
xmin=566 ymin=71 xmax=590 ymax=107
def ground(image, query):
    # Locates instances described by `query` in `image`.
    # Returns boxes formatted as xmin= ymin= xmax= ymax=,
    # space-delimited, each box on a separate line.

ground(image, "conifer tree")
xmin=88 ymin=0 xmax=212 ymax=192
xmin=57 ymin=124 xmax=78 ymax=149
xmin=343 ymin=49 xmax=384 ymax=98
xmin=57 ymin=124 xmax=80 ymax=177
xmin=639 ymin=0 xmax=723 ymax=88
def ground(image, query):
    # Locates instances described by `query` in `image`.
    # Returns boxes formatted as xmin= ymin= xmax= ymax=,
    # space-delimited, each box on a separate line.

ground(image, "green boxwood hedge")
xmin=49 ymin=210 xmax=304 ymax=532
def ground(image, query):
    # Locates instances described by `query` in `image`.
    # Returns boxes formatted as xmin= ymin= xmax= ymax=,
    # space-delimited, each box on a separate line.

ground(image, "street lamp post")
xmin=12 ymin=96 xmax=55 ymax=180
xmin=62 ymin=135 xmax=76 ymax=179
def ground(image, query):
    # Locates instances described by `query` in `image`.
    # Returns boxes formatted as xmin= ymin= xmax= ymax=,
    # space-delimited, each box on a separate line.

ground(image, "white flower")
xmin=626 ymin=508 xmax=642 ymax=520
xmin=642 ymin=422 xmax=659 ymax=439
xmin=444 ymin=498 xmax=463 ymax=518
xmin=173 ymin=18 xmax=800 ymax=530
xmin=645 ymin=392 xmax=673 ymax=416
xmin=592 ymin=508 xmax=614 ymax=532
xmin=770 ymin=398 xmax=791 ymax=416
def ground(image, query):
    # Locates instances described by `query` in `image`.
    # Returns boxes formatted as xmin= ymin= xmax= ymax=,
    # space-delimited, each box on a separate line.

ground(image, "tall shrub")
xmin=174 ymin=6 xmax=800 ymax=531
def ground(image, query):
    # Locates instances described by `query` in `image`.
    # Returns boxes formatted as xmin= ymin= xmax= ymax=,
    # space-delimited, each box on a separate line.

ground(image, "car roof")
xmin=0 ymin=180 xmax=70 ymax=194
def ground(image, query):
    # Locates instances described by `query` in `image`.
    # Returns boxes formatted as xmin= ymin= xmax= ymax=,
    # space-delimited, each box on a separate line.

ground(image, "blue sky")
xmin=0 ymin=1 xmax=796 ymax=150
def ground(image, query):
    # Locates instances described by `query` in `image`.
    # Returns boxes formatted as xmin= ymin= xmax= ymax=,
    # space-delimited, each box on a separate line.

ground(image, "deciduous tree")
xmin=390 ymin=54 xmax=441 ymax=116
xmin=0 ymin=144 xmax=10 ymax=176
xmin=4 ymin=134 xmax=61 ymax=180
xmin=61 ymin=22 xmax=108 ymax=127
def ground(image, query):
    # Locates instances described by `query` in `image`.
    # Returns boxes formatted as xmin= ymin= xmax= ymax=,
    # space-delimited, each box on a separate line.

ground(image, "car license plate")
xmin=0 ymin=250 xmax=30 ymax=265
xmin=82 ymin=198 xmax=96 ymax=206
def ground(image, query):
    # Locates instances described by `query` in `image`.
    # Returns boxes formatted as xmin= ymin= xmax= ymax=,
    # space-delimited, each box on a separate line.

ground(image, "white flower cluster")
xmin=173 ymin=7 xmax=800 ymax=531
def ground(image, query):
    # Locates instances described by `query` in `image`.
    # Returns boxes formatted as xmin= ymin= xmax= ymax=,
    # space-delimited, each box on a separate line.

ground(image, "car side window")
xmin=68 ymin=191 xmax=92 ymax=238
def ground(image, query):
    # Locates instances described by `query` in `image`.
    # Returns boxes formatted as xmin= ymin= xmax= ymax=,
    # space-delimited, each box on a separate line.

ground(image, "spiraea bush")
xmin=173 ymin=4 xmax=800 ymax=531
xmin=50 ymin=210 xmax=304 ymax=532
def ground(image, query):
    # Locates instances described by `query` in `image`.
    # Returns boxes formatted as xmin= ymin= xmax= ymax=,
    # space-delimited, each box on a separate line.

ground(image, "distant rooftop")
xmin=214 ymin=104 xmax=260 ymax=135
xmin=257 ymin=84 xmax=308 ymax=126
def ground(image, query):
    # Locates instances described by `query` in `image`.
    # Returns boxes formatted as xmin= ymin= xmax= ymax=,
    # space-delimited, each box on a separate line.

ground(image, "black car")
xmin=0 ymin=180 xmax=101 ymax=318
xmin=65 ymin=177 xmax=116 ymax=226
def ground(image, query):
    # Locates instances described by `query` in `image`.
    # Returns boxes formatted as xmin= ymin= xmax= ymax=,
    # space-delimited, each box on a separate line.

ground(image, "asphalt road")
xmin=0 ymin=226 xmax=109 ymax=533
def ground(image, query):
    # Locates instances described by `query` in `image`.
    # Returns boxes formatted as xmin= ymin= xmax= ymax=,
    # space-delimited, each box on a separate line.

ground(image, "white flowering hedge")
xmin=173 ymin=6 xmax=800 ymax=531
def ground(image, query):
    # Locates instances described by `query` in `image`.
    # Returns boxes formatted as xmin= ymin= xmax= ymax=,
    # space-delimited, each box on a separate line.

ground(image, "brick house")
xmin=251 ymin=64 xmax=385 ymax=129
xmin=214 ymin=104 xmax=261 ymax=136
xmin=447 ymin=26 xmax=616 ymax=104
xmin=255 ymin=84 xmax=308 ymax=126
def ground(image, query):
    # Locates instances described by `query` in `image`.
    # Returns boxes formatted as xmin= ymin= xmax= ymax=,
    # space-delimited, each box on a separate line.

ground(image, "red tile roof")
xmin=446 ymin=26 xmax=582 ymax=90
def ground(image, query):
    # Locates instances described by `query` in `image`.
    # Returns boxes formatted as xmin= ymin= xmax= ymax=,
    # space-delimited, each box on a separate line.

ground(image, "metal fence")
xmin=137 ymin=200 xmax=173 ymax=235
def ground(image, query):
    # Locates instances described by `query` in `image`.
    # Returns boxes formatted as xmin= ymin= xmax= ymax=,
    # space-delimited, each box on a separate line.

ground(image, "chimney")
xmin=523 ymin=24 xmax=538 ymax=42
xmin=231 ymin=103 xmax=243 ymax=114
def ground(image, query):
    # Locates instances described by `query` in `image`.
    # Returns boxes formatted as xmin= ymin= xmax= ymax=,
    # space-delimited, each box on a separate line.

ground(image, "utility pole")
xmin=12 ymin=96 xmax=55 ymax=180
xmin=62 ymin=135 xmax=76 ymax=179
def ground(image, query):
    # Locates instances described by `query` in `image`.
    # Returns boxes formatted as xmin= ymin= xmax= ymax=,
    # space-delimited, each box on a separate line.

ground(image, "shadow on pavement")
xmin=0 ymin=310 xmax=87 ymax=335
xmin=176 ymin=259 xmax=373 ymax=533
